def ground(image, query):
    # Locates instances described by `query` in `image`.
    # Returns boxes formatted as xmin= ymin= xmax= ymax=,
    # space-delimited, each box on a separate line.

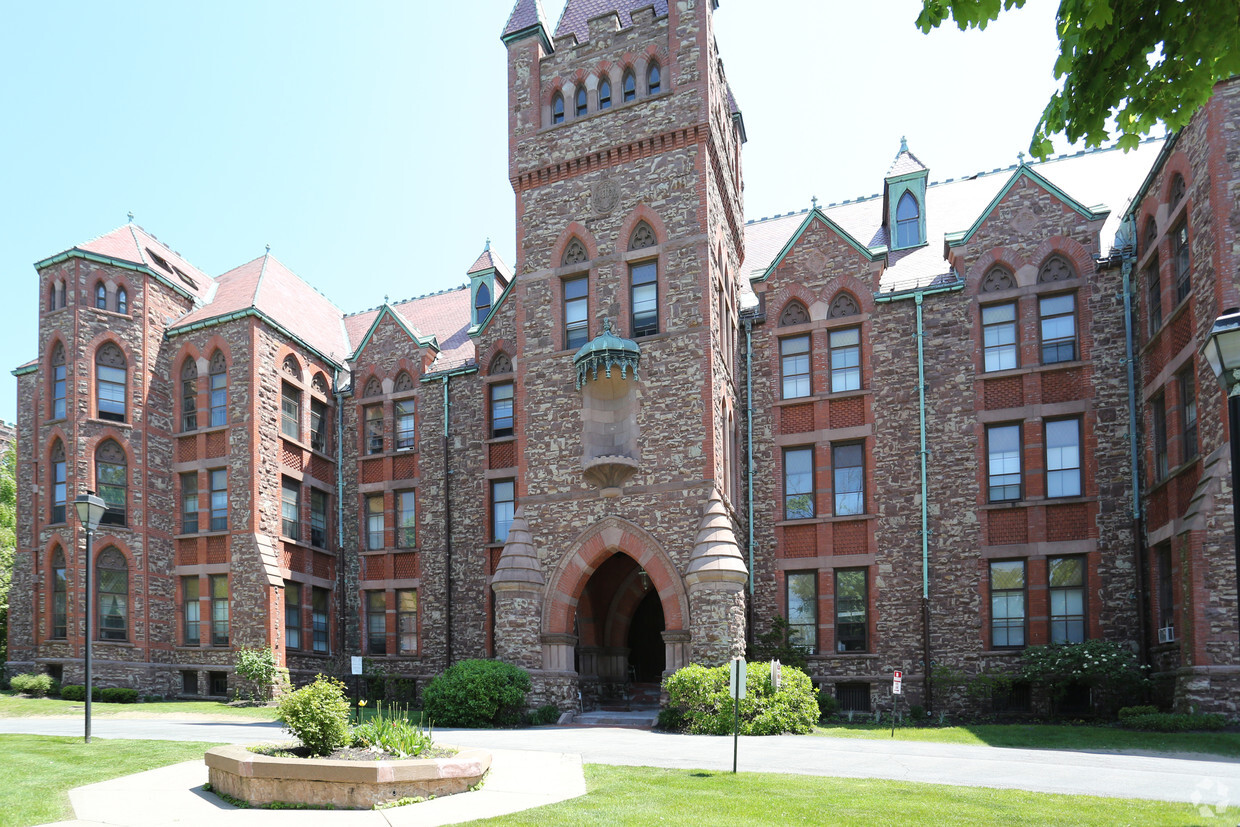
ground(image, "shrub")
xmin=421 ymin=659 xmax=531 ymax=728
xmin=908 ymin=704 xmax=926 ymax=721
xmin=747 ymin=617 xmax=809 ymax=670
xmin=1020 ymin=640 xmax=1146 ymax=709
xmin=352 ymin=701 xmax=433 ymax=757
xmin=99 ymin=687 xmax=138 ymax=704
xmin=10 ymin=673 xmax=53 ymax=697
xmin=656 ymin=705 xmax=687 ymax=732
xmin=1120 ymin=712 xmax=1228 ymax=732
xmin=662 ymin=661 xmax=819 ymax=736
xmin=276 ymin=675 xmax=351 ymax=756
xmin=234 ymin=646 xmax=281 ymax=701
xmin=530 ymin=704 xmax=561 ymax=726
xmin=816 ymin=687 xmax=839 ymax=720
xmin=1117 ymin=704 xmax=1159 ymax=721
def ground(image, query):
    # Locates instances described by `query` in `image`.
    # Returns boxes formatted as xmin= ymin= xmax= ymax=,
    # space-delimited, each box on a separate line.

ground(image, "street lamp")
xmin=1202 ymin=308 xmax=1240 ymax=645
xmin=74 ymin=490 xmax=106 ymax=744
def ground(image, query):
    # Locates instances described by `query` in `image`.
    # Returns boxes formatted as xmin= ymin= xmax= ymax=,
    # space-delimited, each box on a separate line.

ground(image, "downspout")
xmin=1120 ymin=243 xmax=1150 ymax=667
xmin=442 ymin=374 xmax=453 ymax=666
xmin=745 ymin=318 xmax=755 ymax=596
xmin=333 ymin=368 xmax=346 ymax=656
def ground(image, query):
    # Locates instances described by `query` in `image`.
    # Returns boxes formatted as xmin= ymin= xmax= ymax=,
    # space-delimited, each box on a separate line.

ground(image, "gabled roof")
xmin=501 ymin=0 xmax=553 ymax=51
xmin=745 ymin=208 xmax=886 ymax=283
xmin=345 ymin=286 xmax=475 ymax=374
xmin=886 ymin=139 xmax=928 ymax=179
xmin=467 ymin=245 xmax=513 ymax=280
xmin=168 ymin=253 xmax=350 ymax=366
xmin=554 ymin=0 xmax=668 ymax=44
xmin=349 ymin=303 xmax=439 ymax=362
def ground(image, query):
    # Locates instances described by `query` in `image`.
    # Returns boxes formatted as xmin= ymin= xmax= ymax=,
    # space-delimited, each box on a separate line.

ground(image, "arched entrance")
xmin=572 ymin=552 xmax=666 ymax=683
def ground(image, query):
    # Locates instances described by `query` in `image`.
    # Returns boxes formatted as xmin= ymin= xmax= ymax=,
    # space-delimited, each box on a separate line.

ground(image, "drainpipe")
xmin=1119 ymin=241 xmax=1150 ymax=667
xmin=745 ymin=317 xmax=755 ymax=597
xmin=442 ymin=373 xmax=453 ymax=666
xmin=333 ymin=368 xmax=347 ymax=656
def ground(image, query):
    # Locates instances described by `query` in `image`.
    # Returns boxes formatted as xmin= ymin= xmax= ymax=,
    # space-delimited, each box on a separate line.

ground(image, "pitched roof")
xmin=41 ymin=224 xmax=215 ymax=303
xmin=502 ymin=0 xmax=551 ymax=40
xmin=554 ymin=0 xmax=668 ymax=44
xmin=345 ymin=286 xmax=475 ymax=375
xmin=169 ymin=253 xmax=350 ymax=365
xmin=886 ymin=144 xmax=928 ymax=178
xmin=466 ymin=245 xmax=513 ymax=279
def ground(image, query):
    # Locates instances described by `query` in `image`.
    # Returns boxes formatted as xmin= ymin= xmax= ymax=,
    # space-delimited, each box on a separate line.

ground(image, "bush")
xmin=10 ymin=673 xmax=53 ymax=697
xmin=99 ymin=687 xmax=138 ymax=704
xmin=1020 ymin=640 xmax=1146 ymax=712
xmin=421 ymin=659 xmax=531 ymax=728
xmin=276 ymin=675 xmax=351 ymax=756
xmin=656 ymin=705 xmax=687 ymax=732
xmin=1119 ymin=712 xmax=1228 ymax=732
xmin=816 ymin=687 xmax=839 ymax=720
xmin=528 ymin=704 xmax=560 ymax=726
xmin=662 ymin=661 xmax=819 ymax=736
xmin=747 ymin=617 xmax=809 ymax=670
xmin=234 ymin=646 xmax=281 ymax=701
xmin=1117 ymin=704 xmax=1159 ymax=721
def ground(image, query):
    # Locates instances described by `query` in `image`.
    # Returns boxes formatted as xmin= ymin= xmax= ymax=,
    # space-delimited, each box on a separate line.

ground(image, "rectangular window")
xmin=52 ymin=562 xmax=67 ymax=639
xmin=181 ymin=473 xmax=199 ymax=534
xmin=98 ymin=364 xmax=126 ymax=421
xmin=285 ymin=581 xmax=301 ymax=650
xmin=210 ymin=575 xmax=229 ymax=647
xmin=365 ymin=405 xmax=384 ymax=455
xmin=1039 ymin=293 xmax=1077 ymax=364
xmin=312 ymin=587 xmax=329 ymax=653
xmin=982 ymin=302 xmax=1018 ymax=371
xmin=310 ymin=398 xmax=327 ymax=452
xmin=1045 ymin=419 xmax=1082 ymax=498
xmin=990 ymin=560 xmax=1026 ymax=648
xmin=986 ymin=424 xmax=1022 ymax=502
xmin=564 ymin=276 xmax=589 ymax=349
xmin=490 ymin=382 xmax=514 ymax=438
xmin=832 ymin=442 xmax=864 ymax=516
xmin=835 ymin=569 xmax=868 ymax=653
xmin=52 ymin=458 xmax=66 ymax=524
xmin=783 ymin=447 xmax=814 ymax=520
xmin=397 ymin=490 xmax=416 ymax=548
xmin=1156 ymin=546 xmax=1174 ymax=630
xmin=209 ymin=672 xmax=228 ymax=696
xmin=1152 ymin=395 xmax=1168 ymax=482
xmin=1180 ymin=369 xmax=1198 ymax=461
xmin=398 ymin=589 xmax=418 ymax=654
xmin=786 ymin=572 xmax=817 ymax=654
xmin=182 ymin=376 xmax=197 ymax=431
xmin=829 ymin=328 xmax=861 ymax=392
xmin=1173 ymin=220 xmax=1190 ymax=303
xmin=52 ymin=361 xmax=66 ymax=420
xmin=366 ymin=495 xmax=385 ymax=550
xmin=395 ymin=399 xmax=415 ymax=451
xmin=1146 ymin=259 xmax=1162 ymax=335
xmin=183 ymin=577 xmax=200 ymax=646
xmin=281 ymin=383 xmax=301 ymax=440
xmin=281 ymin=477 xmax=300 ymax=541
xmin=780 ymin=335 xmax=810 ymax=399
xmin=209 ymin=369 xmax=227 ymax=427
xmin=310 ymin=489 xmax=327 ymax=548
xmin=209 ymin=469 xmax=228 ymax=531
xmin=182 ymin=671 xmax=198 ymax=695
xmin=630 ymin=260 xmax=659 ymax=337
xmin=367 ymin=591 xmax=387 ymax=655
xmin=492 ymin=479 xmax=515 ymax=543
xmin=1048 ymin=556 xmax=1086 ymax=644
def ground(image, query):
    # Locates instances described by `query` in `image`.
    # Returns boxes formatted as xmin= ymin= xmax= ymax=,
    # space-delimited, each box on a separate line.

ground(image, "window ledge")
xmin=87 ymin=307 xmax=133 ymax=320
xmin=775 ymin=514 xmax=874 ymax=528
xmin=86 ymin=418 xmax=132 ymax=429
xmin=986 ymin=648 xmax=1025 ymax=655
xmin=774 ymin=389 xmax=871 ymax=407
xmin=809 ymin=652 xmax=879 ymax=659
xmin=174 ymin=529 xmax=230 ymax=540
xmin=484 ymin=435 xmax=516 ymax=445
xmin=180 ymin=424 xmax=230 ymax=437
xmin=980 ymin=496 xmax=1095 ymax=511
xmin=1146 ymin=457 xmax=1200 ymax=496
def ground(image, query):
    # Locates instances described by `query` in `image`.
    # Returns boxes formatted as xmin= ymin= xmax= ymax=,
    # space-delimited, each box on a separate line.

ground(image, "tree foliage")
xmin=917 ymin=0 xmax=1240 ymax=157
xmin=0 ymin=446 xmax=15 ymax=663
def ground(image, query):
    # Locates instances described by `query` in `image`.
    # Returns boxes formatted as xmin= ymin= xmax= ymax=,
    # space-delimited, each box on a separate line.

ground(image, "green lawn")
xmin=472 ymin=764 xmax=1232 ymax=826
xmin=0 ymin=691 xmax=278 ymax=721
xmin=813 ymin=722 xmax=1240 ymax=757
xmin=0 ymin=734 xmax=220 ymax=827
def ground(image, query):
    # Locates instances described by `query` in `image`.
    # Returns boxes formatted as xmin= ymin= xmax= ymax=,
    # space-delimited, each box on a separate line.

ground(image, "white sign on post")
xmin=351 ymin=656 xmax=364 ymax=676
xmin=771 ymin=659 xmax=782 ymax=690
xmin=892 ymin=669 xmax=903 ymax=695
xmin=729 ymin=658 xmax=747 ymax=699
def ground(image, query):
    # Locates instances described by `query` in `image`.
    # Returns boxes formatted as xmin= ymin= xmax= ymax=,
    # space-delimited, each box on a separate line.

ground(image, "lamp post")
xmin=74 ymin=490 xmax=106 ymax=744
xmin=1202 ymin=308 xmax=1240 ymax=649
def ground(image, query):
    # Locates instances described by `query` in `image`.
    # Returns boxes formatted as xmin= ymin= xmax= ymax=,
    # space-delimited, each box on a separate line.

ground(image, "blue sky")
xmin=0 ymin=0 xmax=1082 ymax=423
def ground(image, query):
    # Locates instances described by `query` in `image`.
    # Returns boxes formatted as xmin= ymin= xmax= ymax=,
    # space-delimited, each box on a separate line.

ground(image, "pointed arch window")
xmin=475 ymin=282 xmax=492 ymax=324
xmin=647 ymin=62 xmax=661 ymax=95
xmin=622 ymin=70 xmax=636 ymax=102
xmin=97 ymin=546 xmax=128 ymax=641
xmin=97 ymin=440 xmax=127 ymax=526
xmin=562 ymin=238 xmax=588 ymax=266
xmin=51 ymin=343 xmax=66 ymax=420
xmin=96 ymin=343 xmax=127 ymax=422
xmin=575 ymin=87 xmax=588 ymax=117
xmin=181 ymin=358 xmax=198 ymax=432
xmin=599 ymin=77 xmax=612 ymax=109
xmin=209 ymin=350 xmax=227 ymax=427
xmin=95 ymin=282 xmax=107 ymax=309
xmin=51 ymin=547 xmax=67 ymax=639
xmin=1144 ymin=217 xmax=1158 ymax=256
xmin=551 ymin=92 xmax=565 ymax=124
xmin=896 ymin=191 xmax=920 ymax=247
xmin=117 ymin=287 xmax=128 ymax=314
xmin=50 ymin=440 xmax=66 ymax=524
xmin=629 ymin=222 xmax=659 ymax=337
xmin=1170 ymin=173 xmax=1186 ymax=205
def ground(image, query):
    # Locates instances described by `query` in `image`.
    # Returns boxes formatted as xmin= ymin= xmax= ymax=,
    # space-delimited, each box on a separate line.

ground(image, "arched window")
xmin=96 ymin=343 xmax=127 ymax=422
xmin=181 ymin=358 xmax=198 ymax=432
xmin=551 ymin=92 xmax=565 ymax=125
xmin=1038 ymin=255 xmax=1077 ymax=284
xmin=575 ymin=87 xmax=588 ymax=117
xmin=50 ymin=440 xmax=66 ymax=523
xmin=475 ymin=282 xmax=492 ymax=324
xmin=51 ymin=546 xmax=67 ymax=639
xmin=97 ymin=547 xmax=128 ymax=641
xmin=622 ymin=69 xmax=636 ymax=102
xmin=1144 ymin=217 xmax=1158 ymax=255
xmin=209 ymin=350 xmax=228 ymax=427
xmin=364 ymin=376 xmax=383 ymax=398
xmin=981 ymin=266 xmax=1015 ymax=293
xmin=51 ymin=343 xmax=66 ymax=419
xmin=96 ymin=440 xmax=127 ymax=526
xmin=48 ymin=284 xmax=56 ymax=312
xmin=117 ymin=287 xmax=128 ymax=315
xmin=1170 ymin=173 xmax=1186 ymax=205
xmin=647 ymin=61 xmax=661 ymax=95
xmin=563 ymin=238 xmax=588 ymax=266
xmin=828 ymin=292 xmax=861 ymax=318
xmin=779 ymin=300 xmax=809 ymax=327
xmin=95 ymin=282 xmax=107 ymax=309
xmin=490 ymin=352 xmax=513 ymax=375
xmin=629 ymin=222 xmax=659 ymax=337
xmin=896 ymin=191 xmax=920 ymax=247
xmin=599 ymin=77 xmax=612 ymax=109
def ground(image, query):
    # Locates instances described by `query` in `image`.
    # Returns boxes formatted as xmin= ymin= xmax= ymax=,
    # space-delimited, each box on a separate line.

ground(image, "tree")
xmin=0 ymin=446 xmax=15 ymax=664
xmin=917 ymin=0 xmax=1240 ymax=157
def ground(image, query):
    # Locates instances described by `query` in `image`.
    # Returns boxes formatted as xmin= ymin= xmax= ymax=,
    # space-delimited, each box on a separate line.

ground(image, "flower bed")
xmin=204 ymin=743 xmax=491 ymax=810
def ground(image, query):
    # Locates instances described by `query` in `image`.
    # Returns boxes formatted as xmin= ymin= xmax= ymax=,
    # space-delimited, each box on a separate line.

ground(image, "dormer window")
xmin=896 ymin=191 xmax=920 ymax=247
xmin=622 ymin=70 xmax=636 ymax=102
xmin=551 ymin=92 xmax=565 ymax=125
xmin=475 ymin=282 xmax=492 ymax=324
xmin=647 ymin=62 xmax=661 ymax=95
xmin=575 ymin=87 xmax=588 ymax=118
xmin=599 ymin=78 xmax=612 ymax=109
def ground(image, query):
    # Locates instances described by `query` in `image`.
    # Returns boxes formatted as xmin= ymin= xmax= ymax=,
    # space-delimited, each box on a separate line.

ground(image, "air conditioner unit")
xmin=1158 ymin=626 xmax=1176 ymax=644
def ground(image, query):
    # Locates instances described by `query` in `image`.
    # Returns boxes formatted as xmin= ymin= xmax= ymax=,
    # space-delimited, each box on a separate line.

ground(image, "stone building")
xmin=6 ymin=0 xmax=1238 ymax=715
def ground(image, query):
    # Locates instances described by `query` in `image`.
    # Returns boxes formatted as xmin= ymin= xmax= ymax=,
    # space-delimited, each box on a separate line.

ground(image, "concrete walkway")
xmin=5 ymin=716 xmax=1238 ymax=824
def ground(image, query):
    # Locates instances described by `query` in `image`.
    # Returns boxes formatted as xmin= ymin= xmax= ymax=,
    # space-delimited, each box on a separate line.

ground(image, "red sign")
xmin=893 ymin=670 xmax=902 ymax=679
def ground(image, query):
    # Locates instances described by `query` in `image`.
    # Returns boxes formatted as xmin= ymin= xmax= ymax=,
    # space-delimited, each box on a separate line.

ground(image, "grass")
xmin=473 ymin=764 xmax=1234 ymax=826
xmin=812 ymin=721 xmax=1240 ymax=757
xmin=0 ymin=734 xmax=220 ymax=827
xmin=0 ymin=691 xmax=279 ymax=721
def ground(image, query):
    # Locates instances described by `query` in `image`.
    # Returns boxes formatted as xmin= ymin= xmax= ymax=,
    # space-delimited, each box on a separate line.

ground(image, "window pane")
xmin=183 ymin=577 xmax=200 ymax=645
xmin=780 ymin=335 xmax=810 ymax=399
xmin=367 ymin=495 xmax=384 ymax=550
xmin=281 ymin=386 xmax=301 ymax=439
xmin=835 ymin=569 xmax=867 ymax=652
xmin=367 ymin=591 xmax=386 ymax=655
xmin=285 ymin=582 xmax=301 ymax=650
xmin=1045 ymin=419 xmax=1081 ymax=498
xmin=833 ymin=443 xmax=864 ymax=516
xmin=784 ymin=448 xmax=814 ymax=519
xmin=281 ymin=479 xmax=300 ymax=540
xmin=982 ymin=303 xmax=1018 ymax=371
xmin=398 ymin=490 xmax=416 ymax=548
xmin=398 ymin=590 xmax=418 ymax=653
xmin=829 ymin=328 xmax=861 ymax=392
xmin=987 ymin=424 xmax=1021 ymax=501
xmin=1049 ymin=557 xmax=1085 ymax=644
xmin=312 ymin=587 xmax=329 ymax=653
xmin=786 ymin=572 xmax=816 ymax=654
xmin=210 ymin=370 xmax=228 ymax=427
xmin=631 ymin=261 xmax=658 ymax=337
xmin=990 ymin=560 xmax=1026 ymax=648
xmin=565 ymin=277 xmax=589 ymax=349
xmin=210 ymin=469 xmax=228 ymax=531
xmin=491 ymin=382 xmax=514 ymax=437
xmin=1040 ymin=294 xmax=1076 ymax=363
xmin=395 ymin=399 xmax=415 ymax=450
xmin=310 ymin=489 xmax=327 ymax=547
xmin=492 ymin=480 xmax=515 ymax=542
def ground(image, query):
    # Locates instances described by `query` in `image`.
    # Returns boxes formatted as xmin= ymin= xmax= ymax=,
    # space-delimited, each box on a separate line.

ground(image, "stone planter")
xmin=204 ymin=743 xmax=491 ymax=810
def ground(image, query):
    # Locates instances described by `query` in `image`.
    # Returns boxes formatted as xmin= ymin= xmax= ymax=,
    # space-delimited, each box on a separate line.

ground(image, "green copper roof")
xmin=573 ymin=317 xmax=640 ymax=389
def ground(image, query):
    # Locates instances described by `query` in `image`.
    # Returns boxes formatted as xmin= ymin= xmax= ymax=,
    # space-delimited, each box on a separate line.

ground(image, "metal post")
xmin=732 ymin=692 xmax=739 ymax=774
xmin=83 ymin=525 xmax=93 ymax=744
xmin=1229 ymin=392 xmax=1240 ymax=633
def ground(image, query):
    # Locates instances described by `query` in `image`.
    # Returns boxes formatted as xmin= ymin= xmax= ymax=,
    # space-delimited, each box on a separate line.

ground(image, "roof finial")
xmin=484 ymin=237 xmax=491 ymax=251
xmin=1017 ymin=150 xmax=1026 ymax=165
xmin=265 ymin=243 xmax=271 ymax=254
xmin=127 ymin=211 xmax=134 ymax=224
xmin=811 ymin=195 xmax=819 ymax=211
xmin=899 ymin=135 xmax=908 ymax=154
xmin=384 ymin=294 xmax=390 ymax=305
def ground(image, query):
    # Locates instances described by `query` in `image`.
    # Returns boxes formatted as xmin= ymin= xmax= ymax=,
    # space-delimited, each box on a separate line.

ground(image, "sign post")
xmin=351 ymin=656 xmax=364 ymax=720
xmin=729 ymin=658 xmax=746 ymax=773
xmin=891 ymin=670 xmax=903 ymax=737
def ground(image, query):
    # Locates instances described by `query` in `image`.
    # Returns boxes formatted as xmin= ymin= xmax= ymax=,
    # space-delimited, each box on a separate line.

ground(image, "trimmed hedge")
xmin=1117 ymin=705 xmax=1158 ymax=721
xmin=1119 ymin=712 xmax=1228 ymax=732
xmin=662 ymin=661 xmax=819 ymax=735
xmin=99 ymin=687 xmax=138 ymax=704
xmin=422 ymin=659 xmax=531 ymax=728
xmin=60 ymin=685 xmax=103 ymax=702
